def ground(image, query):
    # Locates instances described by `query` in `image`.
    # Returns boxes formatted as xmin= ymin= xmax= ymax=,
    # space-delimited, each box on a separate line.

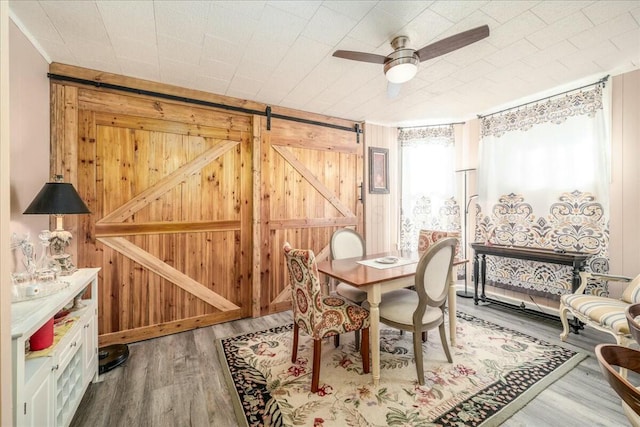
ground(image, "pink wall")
xmin=9 ymin=19 xmax=50 ymax=261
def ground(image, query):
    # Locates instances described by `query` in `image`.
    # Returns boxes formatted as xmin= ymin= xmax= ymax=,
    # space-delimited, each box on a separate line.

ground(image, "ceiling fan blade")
xmin=416 ymin=25 xmax=490 ymax=62
xmin=387 ymin=82 xmax=402 ymax=99
xmin=332 ymin=50 xmax=387 ymax=64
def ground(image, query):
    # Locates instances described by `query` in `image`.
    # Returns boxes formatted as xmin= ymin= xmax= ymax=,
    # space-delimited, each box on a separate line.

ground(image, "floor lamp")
xmin=455 ymin=168 xmax=477 ymax=298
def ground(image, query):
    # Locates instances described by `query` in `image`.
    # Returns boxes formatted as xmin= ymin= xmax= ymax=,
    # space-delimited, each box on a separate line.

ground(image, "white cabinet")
xmin=11 ymin=268 xmax=100 ymax=427
xmin=22 ymin=357 xmax=53 ymax=427
xmin=81 ymin=309 xmax=98 ymax=382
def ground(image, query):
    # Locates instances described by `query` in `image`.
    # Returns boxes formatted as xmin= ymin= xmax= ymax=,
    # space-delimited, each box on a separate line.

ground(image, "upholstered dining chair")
xmin=364 ymin=237 xmax=456 ymax=385
xmin=283 ymin=242 xmax=371 ymax=393
xmin=418 ymin=229 xmax=461 ymax=258
xmin=331 ymin=228 xmax=367 ymax=349
xmin=595 ymin=344 xmax=640 ymax=426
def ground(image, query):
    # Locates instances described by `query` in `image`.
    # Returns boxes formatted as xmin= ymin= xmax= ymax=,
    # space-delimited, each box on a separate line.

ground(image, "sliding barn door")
xmin=54 ymin=84 xmax=253 ymax=345
xmin=260 ymin=117 xmax=363 ymax=314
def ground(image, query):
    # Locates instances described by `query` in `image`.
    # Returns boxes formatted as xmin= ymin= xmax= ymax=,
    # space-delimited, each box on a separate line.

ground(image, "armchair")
xmin=560 ymin=272 xmax=640 ymax=346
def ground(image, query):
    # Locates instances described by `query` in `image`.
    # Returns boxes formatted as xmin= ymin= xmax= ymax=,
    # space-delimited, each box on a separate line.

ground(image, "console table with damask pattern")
xmin=471 ymin=243 xmax=589 ymax=317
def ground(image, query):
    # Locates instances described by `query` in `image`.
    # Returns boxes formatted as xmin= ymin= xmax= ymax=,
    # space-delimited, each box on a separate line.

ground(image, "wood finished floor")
xmin=71 ymin=297 xmax=629 ymax=427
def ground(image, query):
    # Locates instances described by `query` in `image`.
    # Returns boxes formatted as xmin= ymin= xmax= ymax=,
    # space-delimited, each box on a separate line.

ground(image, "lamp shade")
xmin=23 ymin=182 xmax=90 ymax=215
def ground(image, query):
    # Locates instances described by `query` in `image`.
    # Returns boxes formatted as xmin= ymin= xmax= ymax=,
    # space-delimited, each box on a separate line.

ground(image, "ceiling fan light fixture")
xmin=333 ymin=26 xmax=490 ymax=86
xmin=384 ymin=51 xmax=419 ymax=84
xmin=385 ymin=62 xmax=418 ymax=83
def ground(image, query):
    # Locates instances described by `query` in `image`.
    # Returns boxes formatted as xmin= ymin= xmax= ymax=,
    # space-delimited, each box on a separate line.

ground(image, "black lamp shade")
xmin=23 ymin=182 xmax=91 ymax=215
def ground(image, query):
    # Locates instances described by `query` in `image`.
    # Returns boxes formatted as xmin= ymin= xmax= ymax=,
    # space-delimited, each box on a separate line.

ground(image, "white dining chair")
xmin=331 ymin=228 xmax=367 ymax=349
xmin=364 ymin=237 xmax=456 ymax=385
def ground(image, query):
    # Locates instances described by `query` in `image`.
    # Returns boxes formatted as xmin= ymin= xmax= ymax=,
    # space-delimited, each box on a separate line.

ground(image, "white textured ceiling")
xmin=9 ymin=0 xmax=640 ymax=126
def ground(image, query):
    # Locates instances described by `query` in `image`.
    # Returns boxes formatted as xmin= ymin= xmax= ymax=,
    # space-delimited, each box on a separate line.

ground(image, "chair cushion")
xmin=363 ymin=289 xmax=442 ymax=326
xmin=622 ymin=275 xmax=640 ymax=303
xmin=561 ymin=294 xmax=630 ymax=335
xmin=310 ymin=295 xmax=370 ymax=339
xmin=336 ymin=282 xmax=367 ymax=303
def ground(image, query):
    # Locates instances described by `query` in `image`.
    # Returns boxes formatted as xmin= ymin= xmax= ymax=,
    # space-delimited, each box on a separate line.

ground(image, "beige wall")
xmin=4 ymin=16 xmax=50 ymax=424
xmin=610 ymin=69 xmax=640 ymax=281
xmin=1 ymin=2 xmax=12 ymax=424
xmin=9 ymin=19 xmax=49 ymax=252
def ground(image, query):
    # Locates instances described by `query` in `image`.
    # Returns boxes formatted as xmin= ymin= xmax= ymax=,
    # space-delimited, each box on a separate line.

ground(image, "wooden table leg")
xmin=448 ymin=268 xmax=456 ymax=346
xmin=367 ymin=285 xmax=382 ymax=387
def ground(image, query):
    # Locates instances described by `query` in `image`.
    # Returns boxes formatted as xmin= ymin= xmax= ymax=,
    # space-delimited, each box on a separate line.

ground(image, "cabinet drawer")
xmin=55 ymin=325 xmax=82 ymax=375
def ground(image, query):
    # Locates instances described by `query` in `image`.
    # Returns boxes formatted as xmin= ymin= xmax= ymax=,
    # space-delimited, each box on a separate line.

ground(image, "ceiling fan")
xmin=333 ymin=25 xmax=490 ymax=95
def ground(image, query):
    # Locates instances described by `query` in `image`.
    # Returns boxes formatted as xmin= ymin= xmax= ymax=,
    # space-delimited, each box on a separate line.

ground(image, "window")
xmin=399 ymin=125 xmax=457 ymax=250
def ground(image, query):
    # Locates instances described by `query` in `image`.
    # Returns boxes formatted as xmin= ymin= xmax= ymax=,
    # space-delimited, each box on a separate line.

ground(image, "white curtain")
xmin=476 ymin=82 xmax=611 ymax=295
xmin=399 ymin=125 xmax=457 ymax=251
xmin=478 ymin=83 xmax=610 ymax=215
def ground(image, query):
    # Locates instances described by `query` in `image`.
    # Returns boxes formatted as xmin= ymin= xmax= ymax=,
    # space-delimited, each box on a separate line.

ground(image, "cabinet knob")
xmin=52 ymin=364 xmax=59 ymax=371
xmin=71 ymin=341 xmax=77 ymax=347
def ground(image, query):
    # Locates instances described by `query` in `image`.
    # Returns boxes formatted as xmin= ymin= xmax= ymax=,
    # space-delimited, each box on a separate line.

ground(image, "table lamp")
xmin=23 ymin=175 xmax=90 ymax=275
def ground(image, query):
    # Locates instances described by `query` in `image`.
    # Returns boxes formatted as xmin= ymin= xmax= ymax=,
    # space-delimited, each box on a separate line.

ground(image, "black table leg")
xmin=481 ymin=254 xmax=487 ymax=301
xmin=474 ymin=252 xmax=480 ymax=305
xmin=571 ymin=260 xmax=584 ymax=292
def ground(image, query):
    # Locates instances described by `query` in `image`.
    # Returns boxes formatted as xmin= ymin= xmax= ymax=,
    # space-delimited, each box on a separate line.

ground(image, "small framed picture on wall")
xmin=369 ymin=147 xmax=389 ymax=194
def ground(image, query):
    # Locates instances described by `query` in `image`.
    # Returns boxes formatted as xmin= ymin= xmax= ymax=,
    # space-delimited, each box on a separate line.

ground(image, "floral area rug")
xmin=216 ymin=312 xmax=586 ymax=427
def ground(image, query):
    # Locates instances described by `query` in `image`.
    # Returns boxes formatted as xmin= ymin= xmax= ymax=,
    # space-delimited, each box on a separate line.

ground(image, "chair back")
xmin=418 ymin=229 xmax=461 ymax=258
xmin=622 ymin=275 xmax=640 ymax=304
xmin=627 ymin=303 xmax=640 ymax=345
xmin=595 ymin=344 xmax=640 ymax=425
xmin=330 ymin=228 xmax=366 ymax=260
xmin=413 ymin=237 xmax=456 ymax=318
xmin=283 ymin=242 xmax=321 ymax=336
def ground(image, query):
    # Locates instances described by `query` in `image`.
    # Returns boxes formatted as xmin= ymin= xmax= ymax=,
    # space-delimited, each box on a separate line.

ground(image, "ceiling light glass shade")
xmin=383 ymin=51 xmax=420 ymax=84
xmin=385 ymin=63 xmax=418 ymax=83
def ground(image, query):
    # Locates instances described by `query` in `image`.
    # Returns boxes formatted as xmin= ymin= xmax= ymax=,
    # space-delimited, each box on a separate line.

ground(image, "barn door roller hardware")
xmin=48 ymin=73 xmax=361 ymax=137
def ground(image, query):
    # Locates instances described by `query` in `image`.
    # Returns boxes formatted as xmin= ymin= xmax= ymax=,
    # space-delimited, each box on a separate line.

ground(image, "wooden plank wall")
xmin=364 ymin=123 xmax=399 ymax=254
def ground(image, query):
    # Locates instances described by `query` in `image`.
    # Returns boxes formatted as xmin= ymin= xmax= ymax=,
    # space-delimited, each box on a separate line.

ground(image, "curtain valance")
xmin=398 ymin=125 xmax=453 ymax=145
xmin=481 ymin=85 xmax=604 ymax=138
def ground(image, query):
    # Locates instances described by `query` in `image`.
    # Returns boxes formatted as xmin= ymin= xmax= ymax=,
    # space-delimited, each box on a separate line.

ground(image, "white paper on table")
xmin=357 ymin=257 xmax=417 ymax=270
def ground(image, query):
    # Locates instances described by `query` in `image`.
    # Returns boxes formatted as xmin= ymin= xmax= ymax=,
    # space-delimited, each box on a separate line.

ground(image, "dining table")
xmin=317 ymin=250 xmax=466 ymax=386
